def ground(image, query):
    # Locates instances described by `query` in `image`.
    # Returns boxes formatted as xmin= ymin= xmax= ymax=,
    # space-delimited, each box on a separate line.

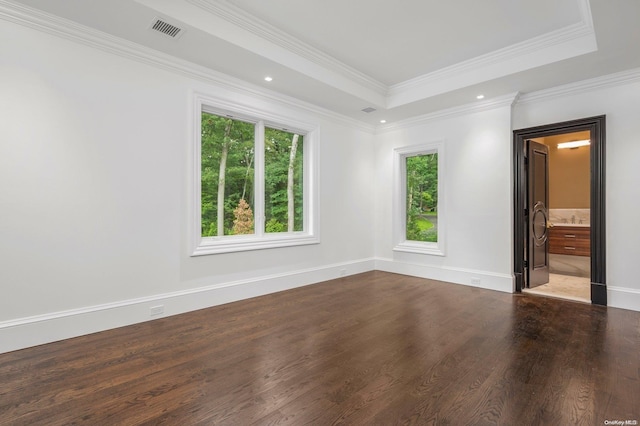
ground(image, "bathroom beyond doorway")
xmin=526 ymin=131 xmax=591 ymax=302
xmin=512 ymin=115 xmax=606 ymax=305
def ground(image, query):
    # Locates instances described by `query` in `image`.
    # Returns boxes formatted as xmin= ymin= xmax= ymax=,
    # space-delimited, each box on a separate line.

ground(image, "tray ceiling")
xmin=4 ymin=0 xmax=640 ymax=126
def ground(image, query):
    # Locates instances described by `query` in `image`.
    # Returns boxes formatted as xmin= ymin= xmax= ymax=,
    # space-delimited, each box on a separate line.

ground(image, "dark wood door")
xmin=513 ymin=115 xmax=606 ymax=304
xmin=527 ymin=140 xmax=549 ymax=288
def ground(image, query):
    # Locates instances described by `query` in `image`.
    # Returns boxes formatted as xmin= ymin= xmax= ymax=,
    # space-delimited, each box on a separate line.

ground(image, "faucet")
xmin=571 ymin=215 xmax=575 ymax=224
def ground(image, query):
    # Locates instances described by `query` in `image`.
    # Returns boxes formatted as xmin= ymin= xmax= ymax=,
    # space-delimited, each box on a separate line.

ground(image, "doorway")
xmin=513 ymin=116 xmax=606 ymax=306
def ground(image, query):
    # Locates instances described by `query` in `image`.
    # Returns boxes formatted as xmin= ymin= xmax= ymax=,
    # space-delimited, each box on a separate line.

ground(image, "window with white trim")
xmin=192 ymin=95 xmax=319 ymax=255
xmin=393 ymin=142 xmax=445 ymax=256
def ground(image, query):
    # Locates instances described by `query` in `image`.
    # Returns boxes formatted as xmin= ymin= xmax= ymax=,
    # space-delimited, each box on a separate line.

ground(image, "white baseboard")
xmin=375 ymin=258 xmax=514 ymax=293
xmin=607 ymin=285 xmax=640 ymax=312
xmin=0 ymin=258 xmax=376 ymax=354
xmin=6 ymin=259 xmax=635 ymax=354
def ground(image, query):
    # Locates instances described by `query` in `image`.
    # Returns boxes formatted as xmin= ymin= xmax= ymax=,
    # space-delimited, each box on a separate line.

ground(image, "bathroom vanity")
xmin=548 ymin=225 xmax=590 ymax=256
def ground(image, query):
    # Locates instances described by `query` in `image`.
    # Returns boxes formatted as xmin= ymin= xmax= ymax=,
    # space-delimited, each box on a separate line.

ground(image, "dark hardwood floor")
xmin=1 ymin=271 xmax=638 ymax=425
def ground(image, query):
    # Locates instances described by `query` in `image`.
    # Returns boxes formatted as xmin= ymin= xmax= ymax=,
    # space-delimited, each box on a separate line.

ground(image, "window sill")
xmin=192 ymin=233 xmax=320 ymax=256
xmin=393 ymin=241 xmax=445 ymax=257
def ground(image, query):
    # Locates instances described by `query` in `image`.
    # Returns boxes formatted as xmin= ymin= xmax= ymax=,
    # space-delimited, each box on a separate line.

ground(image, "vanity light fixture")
xmin=476 ymin=94 xmax=485 ymax=99
xmin=557 ymin=139 xmax=590 ymax=149
xmin=264 ymin=76 xmax=273 ymax=82
xmin=380 ymin=119 xmax=387 ymax=124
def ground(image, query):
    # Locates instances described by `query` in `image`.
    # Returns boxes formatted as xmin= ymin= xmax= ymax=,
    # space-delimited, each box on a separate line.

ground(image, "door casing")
xmin=513 ymin=115 xmax=606 ymax=305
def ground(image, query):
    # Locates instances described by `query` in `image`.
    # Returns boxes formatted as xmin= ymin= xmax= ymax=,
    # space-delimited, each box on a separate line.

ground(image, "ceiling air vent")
xmin=150 ymin=17 xmax=184 ymax=39
xmin=361 ymin=107 xmax=376 ymax=113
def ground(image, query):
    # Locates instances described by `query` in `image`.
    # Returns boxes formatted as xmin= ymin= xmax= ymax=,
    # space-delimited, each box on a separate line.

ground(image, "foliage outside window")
xmin=201 ymin=114 xmax=256 ymax=237
xmin=406 ymin=153 xmax=438 ymax=242
xmin=193 ymin=95 xmax=318 ymax=255
xmin=264 ymin=127 xmax=304 ymax=233
xmin=394 ymin=142 xmax=445 ymax=256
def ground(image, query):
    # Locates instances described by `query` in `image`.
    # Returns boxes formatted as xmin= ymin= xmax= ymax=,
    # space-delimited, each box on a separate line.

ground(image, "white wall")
xmin=0 ymin=19 xmax=375 ymax=353
xmin=2 ymin=10 xmax=639 ymax=354
xmin=513 ymin=78 xmax=640 ymax=311
xmin=373 ymin=105 xmax=515 ymax=293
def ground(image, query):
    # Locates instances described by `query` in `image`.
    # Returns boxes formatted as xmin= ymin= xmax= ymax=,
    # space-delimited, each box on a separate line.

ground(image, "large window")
xmin=393 ymin=142 xmax=445 ymax=256
xmin=192 ymin=94 xmax=318 ymax=255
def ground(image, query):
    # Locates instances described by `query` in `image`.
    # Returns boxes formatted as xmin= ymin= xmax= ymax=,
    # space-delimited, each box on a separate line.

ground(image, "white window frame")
xmin=393 ymin=141 xmax=446 ymax=256
xmin=191 ymin=93 xmax=319 ymax=256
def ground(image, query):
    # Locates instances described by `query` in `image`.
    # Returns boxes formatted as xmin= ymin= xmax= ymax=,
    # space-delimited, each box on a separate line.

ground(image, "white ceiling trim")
xmin=138 ymin=0 xmax=597 ymax=111
xmin=386 ymin=0 xmax=596 ymax=108
xmin=387 ymin=16 xmax=597 ymax=108
xmin=188 ymin=0 xmax=387 ymax=95
xmin=378 ymin=92 xmax=520 ymax=133
xmin=0 ymin=0 xmax=377 ymax=133
xmin=135 ymin=0 xmax=387 ymax=107
xmin=517 ymin=67 xmax=640 ymax=105
xmin=6 ymin=0 xmax=633 ymax=133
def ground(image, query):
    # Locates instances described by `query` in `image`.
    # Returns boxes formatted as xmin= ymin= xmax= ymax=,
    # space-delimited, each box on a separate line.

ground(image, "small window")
xmin=405 ymin=152 xmax=438 ymax=242
xmin=192 ymin=94 xmax=318 ymax=255
xmin=393 ymin=142 xmax=445 ymax=256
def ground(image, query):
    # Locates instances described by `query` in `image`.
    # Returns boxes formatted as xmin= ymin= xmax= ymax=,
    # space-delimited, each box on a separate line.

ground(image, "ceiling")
xmin=7 ymin=0 xmax=640 ymax=126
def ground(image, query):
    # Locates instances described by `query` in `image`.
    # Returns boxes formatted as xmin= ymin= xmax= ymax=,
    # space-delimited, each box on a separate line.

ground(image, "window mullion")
xmin=254 ymin=121 xmax=265 ymax=237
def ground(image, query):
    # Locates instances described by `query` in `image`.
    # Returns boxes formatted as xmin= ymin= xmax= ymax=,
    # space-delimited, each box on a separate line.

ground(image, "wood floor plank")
xmin=0 ymin=271 xmax=638 ymax=425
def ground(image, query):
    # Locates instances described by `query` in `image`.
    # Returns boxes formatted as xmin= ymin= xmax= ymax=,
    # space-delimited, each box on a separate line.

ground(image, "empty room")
xmin=1 ymin=0 xmax=639 ymax=424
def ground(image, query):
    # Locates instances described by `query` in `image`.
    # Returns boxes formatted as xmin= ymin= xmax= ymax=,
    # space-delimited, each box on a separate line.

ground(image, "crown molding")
xmin=392 ymin=22 xmax=593 ymax=94
xmin=142 ymin=0 xmax=597 ymax=111
xmin=387 ymin=17 xmax=597 ymax=108
xmin=576 ymin=0 xmax=595 ymax=32
xmin=187 ymin=0 xmax=387 ymax=96
xmin=517 ymin=67 xmax=640 ymax=105
xmin=135 ymin=0 xmax=386 ymax=107
xmin=5 ymin=0 xmax=625 ymax=132
xmin=378 ymin=92 xmax=520 ymax=133
xmin=0 ymin=0 xmax=376 ymax=134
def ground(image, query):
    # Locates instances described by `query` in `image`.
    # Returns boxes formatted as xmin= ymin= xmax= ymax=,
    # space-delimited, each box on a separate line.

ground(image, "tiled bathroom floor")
xmin=524 ymin=273 xmax=591 ymax=303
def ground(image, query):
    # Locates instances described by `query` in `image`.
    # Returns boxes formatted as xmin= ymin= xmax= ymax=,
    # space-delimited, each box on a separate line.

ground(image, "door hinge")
xmin=524 ymin=208 xmax=528 ymax=216
xmin=523 ymin=260 xmax=528 ymax=268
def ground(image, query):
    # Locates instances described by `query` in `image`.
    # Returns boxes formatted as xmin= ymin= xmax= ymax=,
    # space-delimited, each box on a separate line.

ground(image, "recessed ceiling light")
xmin=264 ymin=76 xmax=273 ymax=82
xmin=476 ymin=94 xmax=485 ymax=99
xmin=380 ymin=120 xmax=387 ymax=124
